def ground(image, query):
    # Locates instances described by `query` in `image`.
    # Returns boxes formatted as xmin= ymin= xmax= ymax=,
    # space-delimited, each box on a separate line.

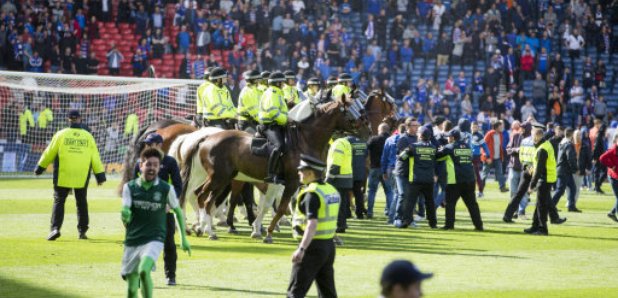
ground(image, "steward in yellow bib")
xmin=237 ymin=69 xmax=262 ymax=133
xmin=283 ymin=70 xmax=301 ymax=108
xmin=259 ymin=71 xmax=288 ymax=184
xmin=34 ymin=110 xmax=106 ymax=241
xmin=304 ymin=77 xmax=321 ymax=104
xmin=203 ymin=67 xmax=237 ymax=129
xmin=525 ymin=127 xmax=559 ymax=236
xmin=195 ymin=67 xmax=214 ymax=127
xmin=326 ymin=137 xmax=353 ymax=234
xmin=19 ymin=105 xmax=35 ymax=137
xmin=331 ymin=73 xmax=354 ymax=102
xmin=288 ymin=154 xmax=339 ymax=298
xmin=437 ymin=129 xmax=484 ymax=230
xmin=37 ymin=106 xmax=54 ymax=129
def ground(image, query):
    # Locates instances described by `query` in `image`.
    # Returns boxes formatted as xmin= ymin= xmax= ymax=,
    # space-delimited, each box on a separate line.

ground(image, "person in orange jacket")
xmin=481 ymin=120 xmax=508 ymax=193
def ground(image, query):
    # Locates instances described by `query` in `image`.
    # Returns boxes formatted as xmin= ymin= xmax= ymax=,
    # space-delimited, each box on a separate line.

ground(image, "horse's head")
xmin=365 ymin=89 xmax=399 ymax=134
xmin=322 ymin=98 xmax=372 ymax=140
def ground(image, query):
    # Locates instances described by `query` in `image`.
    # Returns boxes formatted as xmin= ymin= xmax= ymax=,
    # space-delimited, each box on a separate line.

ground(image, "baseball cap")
xmin=381 ymin=260 xmax=433 ymax=286
xmin=144 ymin=133 xmax=164 ymax=144
xmin=68 ymin=109 xmax=81 ymax=119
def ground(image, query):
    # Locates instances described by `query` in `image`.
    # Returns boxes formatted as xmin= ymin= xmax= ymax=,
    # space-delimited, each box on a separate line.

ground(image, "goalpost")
xmin=0 ymin=71 xmax=203 ymax=177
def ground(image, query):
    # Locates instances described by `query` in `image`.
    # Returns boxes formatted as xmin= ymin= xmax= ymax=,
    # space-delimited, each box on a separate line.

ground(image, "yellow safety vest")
xmin=258 ymin=86 xmax=288 ymax=125
xmin=37 ymin=127 xmax=105 ymax=188
xmin=283 ymin=84 xmax=300 ymax=105
xmin=204 ymin=84 xmax=236 ymax=120
xmin=326 ymin=138 xmax=353 ymax=180
xmin=37 ymin=108 xmax=54 ymax=129
xmin=533 ymin=141 xmax=557 ymax=183
xmin=124 ymin=113 xmax=139 ymax=137
xmin=19 ymin=108 xmax=35 ymax=136
xmin=292 ymin=182 xmax=340 ymax=240
xmin=237 ymin=85 xmax=260 ymax=121
xmin=519 ymin=137 xmax=536 ymax=165
xmin=331 ymin=84 xmax=351 ymax=100
xmin=196 ymin=81 xmax=211 ymax=114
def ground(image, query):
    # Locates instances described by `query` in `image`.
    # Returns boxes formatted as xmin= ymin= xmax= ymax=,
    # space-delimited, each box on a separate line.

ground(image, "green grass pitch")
xmin=1 ymin=178 xmax=618 ymax=298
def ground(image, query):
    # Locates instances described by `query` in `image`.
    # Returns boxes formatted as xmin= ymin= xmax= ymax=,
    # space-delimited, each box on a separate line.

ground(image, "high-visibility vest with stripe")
xmin=196 ymin=81 xmax=210 ymax=114
xmin=237 ymin=85 xmax=260 ymax=121
xmin=326 ymin=138 xmax=353 ymax=180
xmin=519 ymin=136 xmax=536 ymax=165
xmin=331 ymin=84 xmax=351 ymax=100
xmin=258 ymin=86 xmax=287 ymax=125
xmin=283 ymin=84 xmax=300 ymax=105
xmin=533 ymin=141 xmax=557 ymax=183
xmin=204 ymin=84 xmax=236 ymax=120
xmin=292 ymin=182 xmax=340 ymax=240
xmin=408 ymin=142 xmax=437 ymax=183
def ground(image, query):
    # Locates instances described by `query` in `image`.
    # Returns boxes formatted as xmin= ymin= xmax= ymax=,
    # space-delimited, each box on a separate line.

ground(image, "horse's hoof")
xmin=209 ymin=234 xmax=219 ymax=240
xmin=228 ymin=227 xmax=239 ymax=234
xmin=185 ymin=228 xmax=192 ymax=236
xmin=250 ymin=232 xmax=262 ymax=239
xmin=195 ymin=230 xmax=204 ymax=237
xmin=263 ymin=236 xmax=273 ymax=244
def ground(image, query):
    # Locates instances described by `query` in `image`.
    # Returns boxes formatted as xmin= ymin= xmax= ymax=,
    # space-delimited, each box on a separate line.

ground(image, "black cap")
xmin=268 ymin=72 xmax=286 ymax=84
xmin=338 ymin=73 xmax=353 ymax=82
xmin=297 ymin=154 xmax=326 ymax=172
xmin=381 ymin=260 xmax=433 ymax=286
xmin=448 ymin=128 xmax=461 ymax=140
xmin=307 ymin=77 xmax=320 ymax=85
xmin=419 ymin=126 xmax=432 ymax=140
xmin=68 ymin=109 xmax=81 ymax=119
xmin=144 ymin=133 xmax=163 ymax=144
xmin=284 ymin=70 xmax=296 ymax=79
xmin=209 ymin=67 xmax=227 ymax=80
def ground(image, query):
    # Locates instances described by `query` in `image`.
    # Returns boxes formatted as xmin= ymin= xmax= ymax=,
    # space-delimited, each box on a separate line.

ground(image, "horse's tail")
xmin=118 ymin=126 xmax=149 ymax=196
xmin=179 ymin=134 xmax=212 ymax=209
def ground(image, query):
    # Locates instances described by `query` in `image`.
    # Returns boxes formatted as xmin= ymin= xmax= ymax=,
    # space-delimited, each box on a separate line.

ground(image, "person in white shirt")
xmin=106 ymin=44 xmax=124 ymax=76
xmin=569 ymin=80 xmax=584 ymax=126
xmin=565 ymin=29 xmax=584 ymax=60
xmin=432 ymin=0 xmax=446 ymax=31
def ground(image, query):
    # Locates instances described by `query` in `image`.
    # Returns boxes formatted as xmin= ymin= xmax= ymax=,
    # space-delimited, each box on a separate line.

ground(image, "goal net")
xmin=0 ymin=71 xmax=202 ymax=177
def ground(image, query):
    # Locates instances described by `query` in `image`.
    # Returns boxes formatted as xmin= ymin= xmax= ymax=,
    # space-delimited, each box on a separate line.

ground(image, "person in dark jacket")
xmin=367 ymin=123 xmax=393 ymax=218
xmin=438 ymin=129 xmax=484 ymax=230
xmin=572 ymin=129 xmax=592 ymax=210
xmin=393 ymin=118 xmax=420 ymax=227
xmin=551 ymin=128 xmax=580 ymax=212
xmin=506 ymin=121 xmax=527 ymax=217
xmin=132 ymin=133 xmax=183 ymax=286
xmin=394 ymin=126 xmax=437 ymax=229
xmin=346 ymin=134 xmax=368 ymax=219
xmin=592 ymin=122 xmax=608 ymax=194
xmin=524 ymin=127 xmax=556 ymax=235
xmin=549 ymin=124 xmax=564 ymax=160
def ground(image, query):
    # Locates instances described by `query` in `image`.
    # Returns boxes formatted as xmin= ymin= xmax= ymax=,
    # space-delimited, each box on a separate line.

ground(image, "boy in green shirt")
xmin=120 ymin=148 xmax=191 ymax=298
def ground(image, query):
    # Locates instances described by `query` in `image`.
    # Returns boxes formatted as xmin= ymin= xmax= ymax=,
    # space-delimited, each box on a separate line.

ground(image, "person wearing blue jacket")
xmin=471 ymin=121 xmax=490 ymax=197
xmin=381 ymin=124 xmax=406 ymax=223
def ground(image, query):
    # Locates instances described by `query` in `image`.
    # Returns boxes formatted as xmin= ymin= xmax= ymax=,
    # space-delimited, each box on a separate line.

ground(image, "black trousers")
xmin=531 ymin=182 xmax=554 ymax=232
xmin=206 ymin=119 xmax=233 ymax=130
xmin=51 ymin=186 xmax=89 ymax=233
xmin=336 ymin=187 xmax=351 ymax=231
xmin=164 ymin=213 xmax=177 ymax=279
xmin=287 ymin=239 xmax=337 ymax=298
xmin=444 ymin=182 xmax=483 ymax=229
xmin=409 ymin=183 xmax=437 ymax=228
xmin=594 ymin=163 xmax=607 ymax=191
xmin=504 ymin=170 xmax=532 ymax=220
xmin=352 ymin=180 xmax=365 ymax=218
xmin=263 ymin=125 xmax=285 ymax=152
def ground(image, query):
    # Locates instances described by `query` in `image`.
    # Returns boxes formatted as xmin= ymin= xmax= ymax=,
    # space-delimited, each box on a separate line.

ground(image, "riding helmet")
xmin=244 ymin=69 xmax=261 ymax=80
xmin=326 ymin=75 xmax=338 ymax=85
xmin=203 ymin=67 xmax=214 ymax=80
xmin=284 ymin=70 xmax=296 ymax=80
xmin=338 ymin=73 xmax=353 ymax=82
xmin=209 ymin=67 xmax=227 ymax=80
xmin=307 ymin=77 xmax=321 ymax=86
xmin=260 ymin=71 xmax=271 ymax=80
xmin=268 ymin=72 xmax=286 ymax=84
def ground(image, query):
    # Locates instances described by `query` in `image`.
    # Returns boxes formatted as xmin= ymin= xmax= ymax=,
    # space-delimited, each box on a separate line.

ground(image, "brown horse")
xmin=179 ymin=100 xmax=372 ymax=243
xmin=364 ymin=89 xmax=400 ymax=134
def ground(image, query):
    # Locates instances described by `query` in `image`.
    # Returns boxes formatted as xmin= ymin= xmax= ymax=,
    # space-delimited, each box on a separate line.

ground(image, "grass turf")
xmin=1 ymin=178 xmax=617 ymax=298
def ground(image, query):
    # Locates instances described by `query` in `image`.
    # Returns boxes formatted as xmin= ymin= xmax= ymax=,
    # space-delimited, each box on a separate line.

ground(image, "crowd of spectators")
xmin=0 ymin=0 xmax=617 ymax=136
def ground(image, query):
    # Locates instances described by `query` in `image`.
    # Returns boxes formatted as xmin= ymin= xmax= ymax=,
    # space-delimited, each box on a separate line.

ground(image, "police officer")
xmin=237 ymin=69 xmax=262 ymax=133
xmin=346 ymin=133 xmax=368 ymax=219
xmin=258 ymin=71 xmax=271 ymax=92
xmin=132 ymin=133 xmax=182 ymax=286
xmin=195 ymin=67 xmax=214 ymax=127
xmin=35 ymin=110 xmax=106 ymax=240
xmin=504 ymin=123 xmax=567 ymax=225
xmin=438 ymin=129 xmax=484 ymax=230
xmin=304 ymin=77 xmax=321 ymax=103
xmin=317 ymin=75 xmax=338 ymax=103
xmin=283 ymin=70 xmax=301 ymax=107
xmin=332 ymin=73 xmax=354 ymax=101
xmin=288 ymin=154 xmax=339 ymax=298
xmin=396 ymin=125 xmax=438 ymax=229
xmin=392 ymin=118 xmax=419 ymax=227
xmin=259 ymin=71 xmax=288 ymax=184
xmin=524 ymin=127 xmax=557 ymax=235
xmin=203 ymin=67 xmax=237 ymax=129
xmin=326 ymin=136 xmax=353 ymax=233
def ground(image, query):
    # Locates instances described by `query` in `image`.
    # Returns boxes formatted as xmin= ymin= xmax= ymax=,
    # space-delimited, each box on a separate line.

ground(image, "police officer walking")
xmin=35 ymin=110 xmax=107 ymax=240
xmin=259 ymin=71 xmax=288 ymax=184
xmin=131 ymin=133 xmax=183 ymax=286
xmin=438 ymin=129 xmax=484 ymax=230
xmin=288 ymin=154 xmax=340 ymax=298
xmin=237 ymin=70 xmax=262 ymax=133
xmin=326 ymin=136 xmax=353 ymax=233
xmin=203 ymin=67 xmax=237 ymax=129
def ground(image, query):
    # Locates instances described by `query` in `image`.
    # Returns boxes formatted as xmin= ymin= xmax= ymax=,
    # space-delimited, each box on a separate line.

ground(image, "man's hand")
xmin=292 ymin=248 xmax=305 ymax=264
xmin=181 ymin=238 xmax=191 ymax=256
xmin=34 ymin=166 xmax=45 ymax=176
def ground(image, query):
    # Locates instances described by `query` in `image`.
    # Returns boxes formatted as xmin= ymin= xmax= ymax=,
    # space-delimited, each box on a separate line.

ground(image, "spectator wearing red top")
xmin=481 ymin=120 xmax=508 ymax=193
xmin=599 ymin=133 xmax=618 ymax=223
xmin=519 ymin=45 xmax=535 ymax=82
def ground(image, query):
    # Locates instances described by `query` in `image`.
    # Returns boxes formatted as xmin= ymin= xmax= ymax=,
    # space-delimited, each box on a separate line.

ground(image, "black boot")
xmin=264 ymin=150 xmax=283 ymax=184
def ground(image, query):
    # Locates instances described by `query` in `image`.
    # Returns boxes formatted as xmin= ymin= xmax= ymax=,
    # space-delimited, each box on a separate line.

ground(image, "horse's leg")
xmin=251 ymin=183 xmax=273 ymax=239
xmin=242 ymin=184 xmax=257 ymax=226
xmin=264 ymin=186 xmax=295 ymax=244
xmin=226 ymin=181 xmax=244 ymax=234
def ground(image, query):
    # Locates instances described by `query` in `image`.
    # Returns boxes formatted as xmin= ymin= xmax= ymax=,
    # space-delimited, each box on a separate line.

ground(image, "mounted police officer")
xmin=288 ymin=154 xmax=339 ymax=298
xmin=332 ymin=73 xmax=354 ymax=102
xmin=259 ymin=71 xmax=288 ymax=184
xmin=237 ymin=69 xmax=262 ymax=133
xmin=195 ymin=67 xmax=214 ymax=127
xmin=203 ymin=67 xmax=236 ymax=129
xmin=317 ymin=75 xmax=338 ymax=104
xmin=283 ymin=70 xmax=301 ymax=107
xmin=304 ymin=77 xmax=321 ymax=103
xmin=258 ymin=71 xmax=271 ymax=93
